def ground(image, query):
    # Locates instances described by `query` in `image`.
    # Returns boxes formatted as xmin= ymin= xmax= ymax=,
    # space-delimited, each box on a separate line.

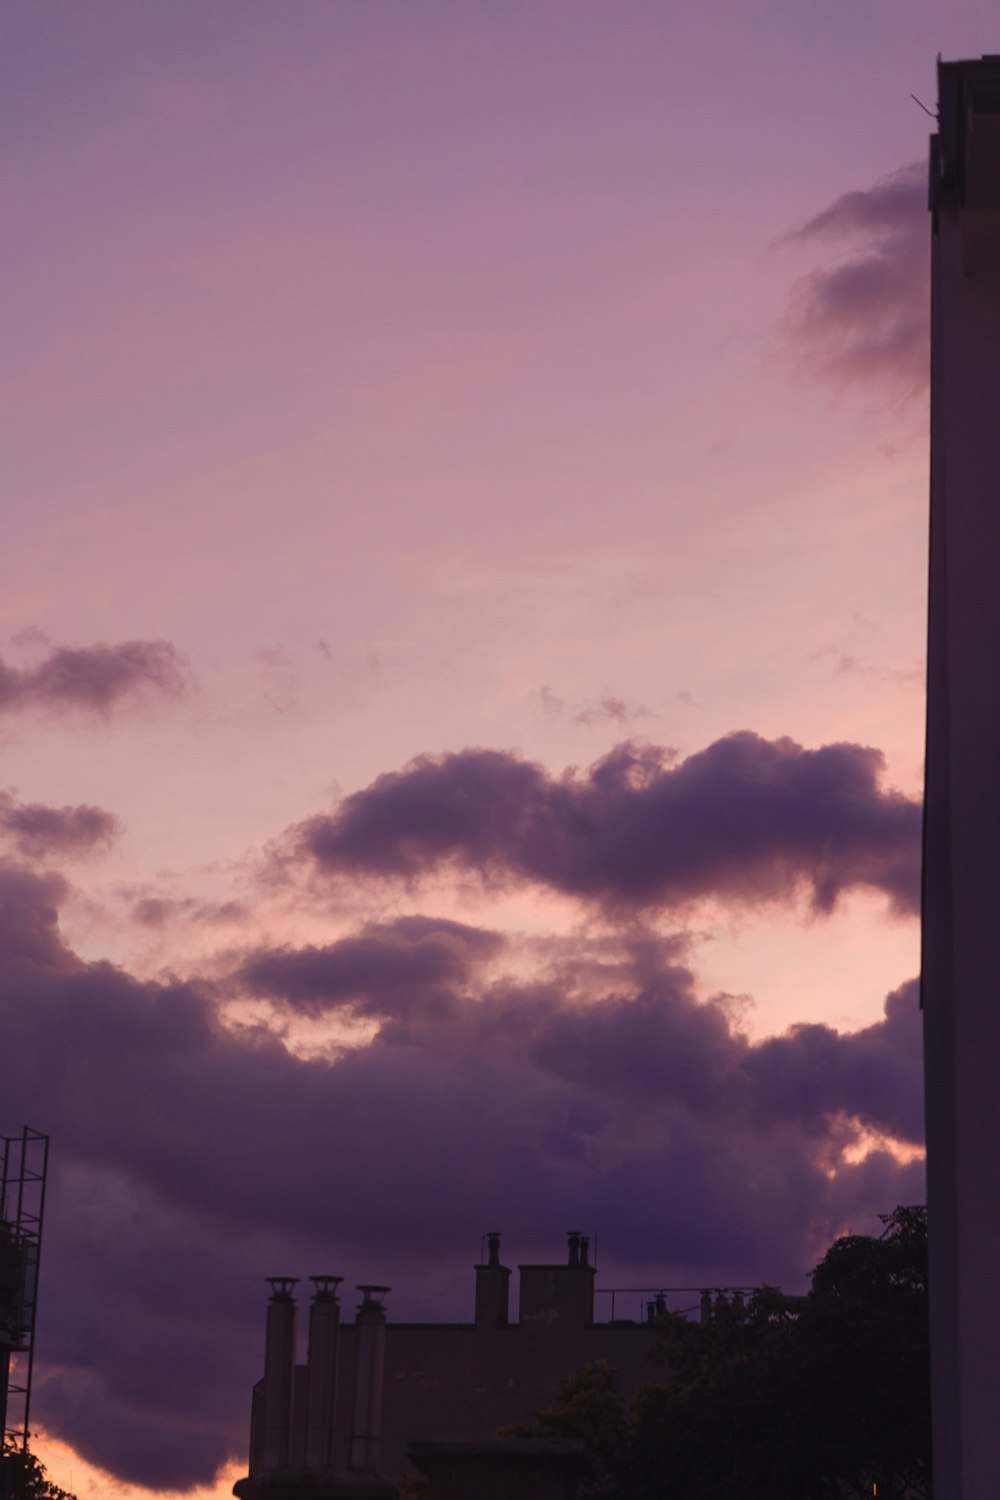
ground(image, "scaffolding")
xmin=0 ymin=1128 xmax=49 ymax=1454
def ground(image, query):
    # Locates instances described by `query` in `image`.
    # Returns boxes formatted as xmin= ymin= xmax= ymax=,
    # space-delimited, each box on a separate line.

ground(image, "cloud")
xmin=285 ymin=732 xmax=921 ymax=916
xmin=785 ymin=161 xmax=928 ymax=397
xmin=530 ymin=685 xmax=653 ymax=728
xmin=254 ymin=645 xmax=300 ymax=714
xmin=532 ymin=683 xmax=568 ymax=717
xmin=747 ymin=979 xmax=924 ymax=1147
xmin=240 ymin=915 xmax=504 ymax=1019
xmin=0 ymin=793 xmax=121 ymax=859
xmin=0 ymin=864 xmax=74 ymax=970
xmin=0 ymin=639 xmax=190 ymax=718
xmin=130 ymin=895 xmax=247 ymax=929
xmin=574 ymin=696 xmax=652 ymax=728
xmin=0 ymin=864 xmax=925 ymax=1490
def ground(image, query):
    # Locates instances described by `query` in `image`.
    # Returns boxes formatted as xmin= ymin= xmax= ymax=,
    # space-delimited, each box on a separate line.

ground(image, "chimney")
xmin=519 ymin=1234 xmax=595 ymax=1328
xmin=262 ymin=1277 xmax=298 ymax=1471
xmin=304 ymin=1275 xmax=342 ymax=1471
xmin=700 ymin=1290 xmax=712 ymax=1326
xmin=474 ymin=1231 xmax=511 ymax=1329
xmin=348 ymin=1285 xmax=389 ymax=1475
xmin=646 ymin=1291 xmax=667 ymax=1325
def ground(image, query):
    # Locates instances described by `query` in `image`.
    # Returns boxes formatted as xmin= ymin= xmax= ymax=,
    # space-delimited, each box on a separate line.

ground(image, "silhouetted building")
xmin=924 ymin=52 xmax=1000 ymax=1500
xmin=234 ymin=1231 xmax=749 ymax=1494
xmin=408 ymin=1439 xmax=589 ymax=1500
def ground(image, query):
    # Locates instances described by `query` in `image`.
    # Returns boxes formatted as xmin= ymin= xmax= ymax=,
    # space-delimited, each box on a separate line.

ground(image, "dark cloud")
xmin=785 ymin=161 xmax=928 ymax=396
xmin=746 ymin=980 xmax=923 ymax=1147
xmin=0 ymin=639 xmax=189 ymax=717
xmin=0 ymin=793 xmax=121 ymax=859
xmin=286 ymin=732 xmax=921 ymax=916
xmin=240 ymin=915 xmax=503 ymax=1019
xmin=0 ymin=864 xmax=74 ymax=970
xmin=0 ymin=864 xmax=924 ymax=1490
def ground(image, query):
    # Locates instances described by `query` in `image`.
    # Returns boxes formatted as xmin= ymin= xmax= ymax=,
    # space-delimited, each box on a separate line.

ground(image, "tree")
xmin=0 ymin=1443 xmax=78 ymax=1500
xmin=501 ymin=1361 xmax=627 ymax=1498
xmin=625 ymin=1284 xmax=804 ymax=1500
xmin=512 ymin=1207 xmax=930 ymax=1500
xmin=783 ymin=1206 xmax=930 ymax=1500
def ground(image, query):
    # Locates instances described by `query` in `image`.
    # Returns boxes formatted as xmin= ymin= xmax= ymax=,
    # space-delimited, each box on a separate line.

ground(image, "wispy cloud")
xmin=130 ymin=895 xmax=247 ymax=929
xmin=784 ymin=162 xmax=928 ymax=398
xmin=531 ymin=684 xmax=654 ymax=729
xmin=0 ymin=792 xmax=121 ymax=859
xmin=574 ymin=695 xmax=652 ymax=728
xmin=0 ymin=639 xmax=190 ymax=718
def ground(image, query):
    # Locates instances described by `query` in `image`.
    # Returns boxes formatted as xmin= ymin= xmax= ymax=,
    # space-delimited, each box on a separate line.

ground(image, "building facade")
xmin=237 ymin=1232 xmax=726 ymax=1489
xmin=924 ymin=53 xmax=1000 ymax=1500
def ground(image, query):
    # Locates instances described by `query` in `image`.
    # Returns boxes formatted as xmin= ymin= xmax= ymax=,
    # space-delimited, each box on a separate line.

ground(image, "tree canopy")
xmin=510 ymin=1206 xmax=930 ymax=1500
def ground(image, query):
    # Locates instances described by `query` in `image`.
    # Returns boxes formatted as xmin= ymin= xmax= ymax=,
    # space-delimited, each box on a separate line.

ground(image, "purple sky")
xmin=3 ymin=3 xmax=994 ymax=1495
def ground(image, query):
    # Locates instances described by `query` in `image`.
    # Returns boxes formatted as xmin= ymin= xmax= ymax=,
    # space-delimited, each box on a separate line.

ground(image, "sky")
xmin=1 ymin=1 xmax=994 ymax=1495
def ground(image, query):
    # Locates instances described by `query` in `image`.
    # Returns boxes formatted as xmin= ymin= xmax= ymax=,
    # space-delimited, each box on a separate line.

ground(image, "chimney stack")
xmin=348 ymin=1285 xmax=390 ymax=1475
xmin=474 ymin=1231 xmax=510 ymax=1329
xmin=305 ymin=1275 xmax=342 ymax=1471
xmin=261 ymin=1277 xmax=298 ymax=1471
xmin=567 ymin=1231 xmax=581 ymax=1268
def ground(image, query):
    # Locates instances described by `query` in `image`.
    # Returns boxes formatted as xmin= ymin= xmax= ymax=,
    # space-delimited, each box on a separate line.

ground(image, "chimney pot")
xmin=356 ymin=1283 xmax=390 ymax=1309
xmin=309 ymin=1275 xmax=343 ymax=1300
xmin=266 ymin=1276 xmax=299 ymax=1301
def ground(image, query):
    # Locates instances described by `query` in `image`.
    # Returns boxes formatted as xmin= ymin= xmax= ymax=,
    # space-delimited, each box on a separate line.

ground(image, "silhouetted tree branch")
xmin=0 ymin=1442 xmax=77 ymax=1500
